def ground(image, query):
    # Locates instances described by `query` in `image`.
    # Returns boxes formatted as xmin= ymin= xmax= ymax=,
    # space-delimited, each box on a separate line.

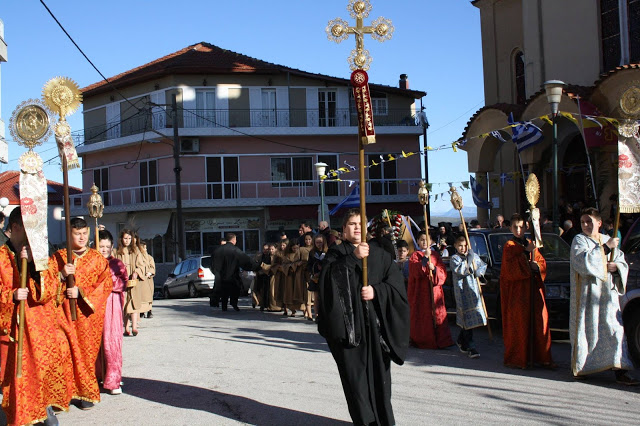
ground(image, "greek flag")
xmin=470 ymin=175 xmax=492 ymax=210
xmin=508 ymin=113 xmax=544 ymax=152
xmin=329 ymin=185 xmax=360 ymax=215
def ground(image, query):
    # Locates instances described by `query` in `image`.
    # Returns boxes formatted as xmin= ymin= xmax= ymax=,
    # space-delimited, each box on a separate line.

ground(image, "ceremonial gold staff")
xmin=327 ymin=0 xmax=394 ymax=287
xmin=449 ymin=185 xmax=493 ymax=341
xmin=43 ymin=77 xmax=83 ymax=321
xmin=10 ymin=99 xmax=53 ymax=377
xmin=418 ymin=181 xmax=437 ymax=332
xmin=525 ymin=173 xmax=543 ymax=366
xmin=87 ymin=184 xmax=104 ymax=249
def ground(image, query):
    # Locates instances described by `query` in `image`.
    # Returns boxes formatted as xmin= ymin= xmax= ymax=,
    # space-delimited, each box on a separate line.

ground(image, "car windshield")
xmin=489 ymin=233 xmax=570 ymax=263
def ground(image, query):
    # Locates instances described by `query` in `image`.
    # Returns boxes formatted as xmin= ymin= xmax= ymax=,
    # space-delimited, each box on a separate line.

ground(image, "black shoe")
xmin=232 ymin=305 xmax=240 ymax=311
xmin=615 ymin=370 xmax=639 ymax=386
xmin=210 ymin=300 xmax=219 ymax=307
xmin=140 ymin=313 xmax=145 ymax=318
xmin=467 ymin=348 xmax=480 ymax=359
xmin=456 ymin=341 xmax=468 ymax=353
xmin=42 ymin=406 xmax=59 ymax=426
xmin=73 ymin=400 xmax=94 ymax=410
xmin=221 ymin=306 xmax=228 ymax=311
xmin=260 ymin=307 xmax=264 ymax=312
xmin=146 ymin=311 xmax=153 ymax=319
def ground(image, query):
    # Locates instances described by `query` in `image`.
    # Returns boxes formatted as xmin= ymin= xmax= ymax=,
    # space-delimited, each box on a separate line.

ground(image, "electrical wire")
xmin=38 ymin=0 xmax=142 ymax=111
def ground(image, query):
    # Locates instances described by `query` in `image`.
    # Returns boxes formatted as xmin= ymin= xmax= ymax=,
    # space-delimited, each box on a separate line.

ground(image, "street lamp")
xmin=315 ymin=162 xmax=328 ymax=223
xmin=544 ymin=80 xmax=565 ymax=234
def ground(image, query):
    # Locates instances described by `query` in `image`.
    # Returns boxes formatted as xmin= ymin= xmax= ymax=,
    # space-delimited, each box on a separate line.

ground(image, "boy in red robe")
xmin=500 ymin=213 xmax=554 ymax=369
xmin=0 ymin=207 xmax=73 ymax=426
xmin=408 ymin=231 xmax=453 ymax=349
xmin=51 ymin=217 xmax=112 ymax=409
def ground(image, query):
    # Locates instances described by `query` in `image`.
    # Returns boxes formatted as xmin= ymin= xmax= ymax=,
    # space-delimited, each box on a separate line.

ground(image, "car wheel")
xmin=625 ymin=308 xmax=640 ymax=365
xmin=188 ymin=283 xmax=198 ymax=298
xmin=163 ymin=286 xmax=171 ymax=299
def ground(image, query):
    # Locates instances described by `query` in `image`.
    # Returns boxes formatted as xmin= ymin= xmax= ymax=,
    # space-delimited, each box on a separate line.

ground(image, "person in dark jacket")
xmin=317 ymin=208 xmax=409 ymax=426
xmin=212 ymin=233 xmax=259 ymax=311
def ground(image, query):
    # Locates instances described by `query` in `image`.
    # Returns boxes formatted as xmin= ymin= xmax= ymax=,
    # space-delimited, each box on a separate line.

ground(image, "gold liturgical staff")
xmin=448 ymin=185 xmax=493 ymax=341
xmin=9 ymin=99 xmax=53 ymax=377
xmin=87 ymin=184 xmax=104 ymax=249
xmin=43 ymin=76 xmax=83 ymax=321
xmin=326 ymin=0 xmax=393 ymax=286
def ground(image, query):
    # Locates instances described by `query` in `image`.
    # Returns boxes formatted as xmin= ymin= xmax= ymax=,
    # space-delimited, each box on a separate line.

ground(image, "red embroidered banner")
xmin=351 ymin=69 xmax=376 ymax=145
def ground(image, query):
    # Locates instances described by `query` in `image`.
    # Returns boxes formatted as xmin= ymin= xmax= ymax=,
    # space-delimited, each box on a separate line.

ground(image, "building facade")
xmin=464 ymin=0 xmax=640 ymax=224
xmin=71 ymin=42 xmax=426 ymax=276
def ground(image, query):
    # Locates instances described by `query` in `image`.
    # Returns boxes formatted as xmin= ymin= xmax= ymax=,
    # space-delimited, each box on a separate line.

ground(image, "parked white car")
xmin=163 ymin=256 xmax=215 ymax=298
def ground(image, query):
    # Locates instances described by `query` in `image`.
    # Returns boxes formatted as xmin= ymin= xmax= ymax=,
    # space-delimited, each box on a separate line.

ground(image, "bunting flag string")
xmin=320 ymin=111 xmax=637 ymax=182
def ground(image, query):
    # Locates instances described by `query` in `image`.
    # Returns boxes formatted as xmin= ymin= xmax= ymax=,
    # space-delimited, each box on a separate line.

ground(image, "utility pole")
xmin=172 ymin=94 xmax=186 ymax=261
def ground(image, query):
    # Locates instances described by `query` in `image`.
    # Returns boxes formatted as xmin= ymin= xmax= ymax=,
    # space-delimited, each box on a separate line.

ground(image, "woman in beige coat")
xmin=116 ymin=229 xmax=145 ymax=336
xmin=138 ymin=240 xmax=156 ymax=318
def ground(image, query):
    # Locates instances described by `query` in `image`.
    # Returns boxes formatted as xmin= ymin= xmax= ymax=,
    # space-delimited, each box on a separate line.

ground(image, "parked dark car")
xmin=442 ymin=229 xmax=571 ymax=332
xmin=621 ymin=218 xmax=640 ymax=364
xmin=163 ymin=256 xmax=215 ymax=298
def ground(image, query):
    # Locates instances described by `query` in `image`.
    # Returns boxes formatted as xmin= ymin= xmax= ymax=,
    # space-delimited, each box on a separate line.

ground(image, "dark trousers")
xmin=457 ymin=328 xmax=474 ymax=350
xmin=220 ymin=281 xmax=239 ymax=309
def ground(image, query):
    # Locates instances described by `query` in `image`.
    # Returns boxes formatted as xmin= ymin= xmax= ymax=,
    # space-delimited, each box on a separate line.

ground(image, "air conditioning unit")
xmin=180 ymin=138 xmax=200 ymax=153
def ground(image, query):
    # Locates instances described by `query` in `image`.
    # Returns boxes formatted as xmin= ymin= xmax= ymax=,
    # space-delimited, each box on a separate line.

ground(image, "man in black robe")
xmin=318 ymin=208 xmax=410 ymax=426
xmin=213 ymin=233 xmax=259 ymax=311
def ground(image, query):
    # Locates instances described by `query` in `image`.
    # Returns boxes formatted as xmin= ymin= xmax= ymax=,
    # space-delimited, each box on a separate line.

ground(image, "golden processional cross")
xmin=325 ymin=1 xmax=394 ymax=287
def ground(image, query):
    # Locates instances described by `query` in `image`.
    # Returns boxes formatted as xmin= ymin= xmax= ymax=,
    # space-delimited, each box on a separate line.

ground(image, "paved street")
xmin=45 ymin=296 xmax=640 ymax=425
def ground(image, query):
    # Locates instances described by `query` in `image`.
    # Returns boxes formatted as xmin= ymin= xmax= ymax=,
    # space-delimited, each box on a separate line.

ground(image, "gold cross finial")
xmin=326 ymin=0 xmax=394 ymax=71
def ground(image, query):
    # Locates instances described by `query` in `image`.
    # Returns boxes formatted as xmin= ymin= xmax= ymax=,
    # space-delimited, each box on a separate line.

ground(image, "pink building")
xmin=71 ymin=42 xmax=426 ymax=273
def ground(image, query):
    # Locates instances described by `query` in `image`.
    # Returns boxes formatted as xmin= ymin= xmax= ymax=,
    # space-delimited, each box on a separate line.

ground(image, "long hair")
xmin=311 ymin=233 xmax=328 ymax=255
xmin=116 ymin=228 xmax=136 ymax=256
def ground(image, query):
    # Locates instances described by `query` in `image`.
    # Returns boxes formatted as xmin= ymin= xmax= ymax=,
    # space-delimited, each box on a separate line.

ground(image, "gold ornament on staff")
xmin=448 ymin=185 xmax=493 ymax=341
xmin=326 ymin=0 xmax=394 ymax=71
xmin=43 ymin=76 xmax=83 ymax=321
xmin=87 ymin=183 xmax=104 ymax=249
xmin=417 ymin=180 xmax=437 ymax=332
xmin=9 ymin=99 xmax=53 ymax=378
xmin=525 ymin=173 xmax=543 ymax=248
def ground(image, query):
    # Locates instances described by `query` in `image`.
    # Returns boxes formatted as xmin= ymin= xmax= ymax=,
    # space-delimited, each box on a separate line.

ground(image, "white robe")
xmin=569 ymin=233 xmax=633 ymax=376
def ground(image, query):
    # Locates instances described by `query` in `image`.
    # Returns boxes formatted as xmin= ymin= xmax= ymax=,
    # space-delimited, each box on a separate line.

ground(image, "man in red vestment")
xmin=408 ymin=231 xmax=453 ymax=349
xmin=51 ymin=217 xmax=112 ymax=409
xmin=0 ymin=207 xmax=72 ymax=426
xmin=500 ymin=213 xmax=554 ymax=368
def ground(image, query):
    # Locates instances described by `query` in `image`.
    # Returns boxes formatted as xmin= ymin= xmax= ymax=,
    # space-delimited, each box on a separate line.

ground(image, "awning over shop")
xmin=129 ymin=210 xmax=172 ymax=240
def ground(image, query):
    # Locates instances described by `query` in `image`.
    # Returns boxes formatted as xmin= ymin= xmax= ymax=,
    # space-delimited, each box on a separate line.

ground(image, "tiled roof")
xmin=593 ymin=63 xmax=640 ymax=89
xmin=462 ymin=103 xmax=525 ymax=138
xmin=0 ymin=171 xmax=81 ymax=206
xmin=81 ymin=42 xmax=426 ymax=98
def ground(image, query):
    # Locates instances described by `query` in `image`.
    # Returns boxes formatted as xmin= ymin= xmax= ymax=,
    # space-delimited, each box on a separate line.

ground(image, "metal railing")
xmin=78 ymin=108 xmax=418 ymax=144
xmin=70 ymin=178 xmax=423 ymax=209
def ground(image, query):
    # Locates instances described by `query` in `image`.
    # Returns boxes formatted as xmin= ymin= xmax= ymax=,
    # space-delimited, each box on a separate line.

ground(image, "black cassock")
xmin=318 ymin=242 xmax=409 ymax=426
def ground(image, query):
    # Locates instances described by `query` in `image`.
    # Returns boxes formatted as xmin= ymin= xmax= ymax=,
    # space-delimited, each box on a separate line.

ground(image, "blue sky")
xmin=0 ymin=0 xmax=484 ymax=213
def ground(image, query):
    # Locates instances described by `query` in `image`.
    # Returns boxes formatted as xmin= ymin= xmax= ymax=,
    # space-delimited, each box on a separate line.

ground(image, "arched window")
xmin=514 ymin=51 xmax=526 ymax=105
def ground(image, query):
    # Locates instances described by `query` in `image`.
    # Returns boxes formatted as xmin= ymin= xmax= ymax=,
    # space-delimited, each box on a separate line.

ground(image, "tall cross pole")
xmin=326 ymin=0 xmax=394 ymax=287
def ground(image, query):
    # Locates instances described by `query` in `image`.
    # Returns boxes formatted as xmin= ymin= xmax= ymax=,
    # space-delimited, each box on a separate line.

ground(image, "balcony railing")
xmin=76 ymin=108 xmax=419 ymax=144
xmin=69 ymin=178 xmax=422 ymax=213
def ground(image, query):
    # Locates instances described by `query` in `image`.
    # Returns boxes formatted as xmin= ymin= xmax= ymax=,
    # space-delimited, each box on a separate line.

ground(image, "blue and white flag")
xmin=508 ymin=113 xmax=544 ymax=152
xmin=329 ymin=185 xmax=360 ymax=215
xmin=470 ymin=175 xmax=492 ymax=210
xmin=491 ymin=130 xmax=509 ymax=143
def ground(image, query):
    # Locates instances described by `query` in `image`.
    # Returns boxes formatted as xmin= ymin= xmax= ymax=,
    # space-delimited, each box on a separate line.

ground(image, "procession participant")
xmin=317 ymin=208 xmax=409 ymax=426
xmin=52 ymin=217 xmax=112 ymax=409
xmin=570 ymin=208 xmax=637 ymax=385
xmin=500 ymin=213 xmax=553 ymax=369
xmin=282 ymin=240 xmax=302 ymax=317
xmin=0 ymin=208 xmax=72 ymax=426
xmin=271 ymin=240 xmax=288 ymax=313
xmin=252 ymin=243 xmax=271 ymax=310
xmin=116 ymin=229 xmax=144 ymax=335
xmin=450 ymin=235 xmax=487 ymax=358
xmin=298 ymin=234 xmax=314 ymax=320
xmin=96 ymin=230 xmax=127 ymax=395
xmin=138 ymin=241 xmax=155 ymax=319
xmin=208 ymin=239 xmax=226 ymax=308
xmin=307 ymin=234 xmax=328 ymax=321
xmin=395 ymin=239 xmax=410 ymax=288
xmin=408 ymin=231 xmax=453 ymax=349
xmin=212 ymin=233 xmax=259 ymax=311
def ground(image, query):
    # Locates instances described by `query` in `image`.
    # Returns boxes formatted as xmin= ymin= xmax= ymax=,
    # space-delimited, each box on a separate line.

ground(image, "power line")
xmin=38 ymin=0 xmax=144 ymax=111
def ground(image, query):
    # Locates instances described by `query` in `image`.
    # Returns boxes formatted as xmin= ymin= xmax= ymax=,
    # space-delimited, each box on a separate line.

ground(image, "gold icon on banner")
xmin=9 ymin=99 xmax=52 ymax=149
xmin=42 ymin=76 xmax=82 ymax=120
